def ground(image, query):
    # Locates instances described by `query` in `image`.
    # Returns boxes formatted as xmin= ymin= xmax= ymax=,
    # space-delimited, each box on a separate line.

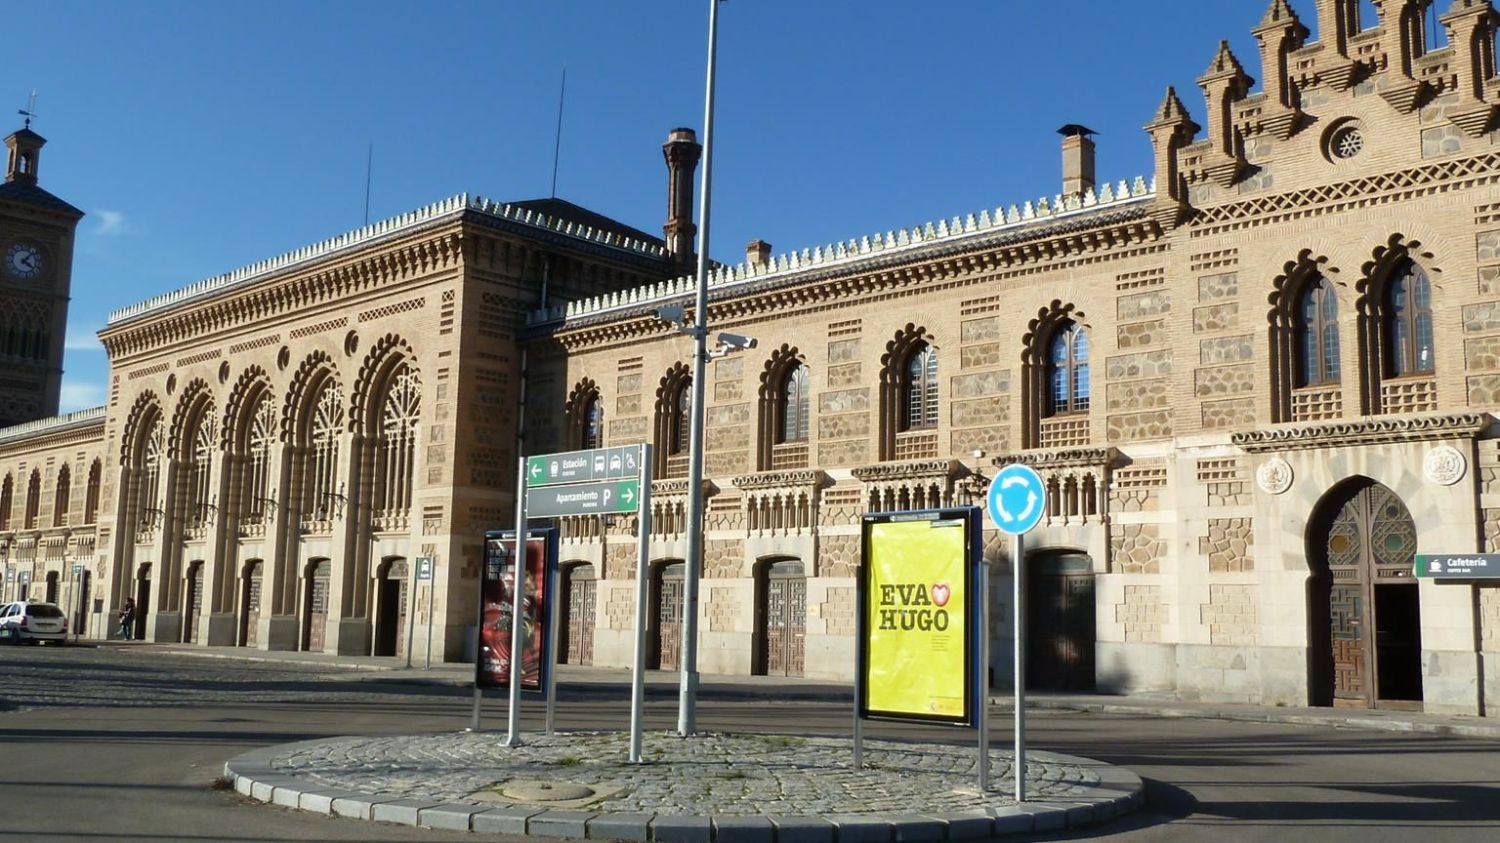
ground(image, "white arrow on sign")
xmin=529 ymin=462 xmax=543 ymax=480
xmin=621 ymin=486 xmax=636 ymax=505
xmin=999 ymin=474 xmax=1039 ymax=524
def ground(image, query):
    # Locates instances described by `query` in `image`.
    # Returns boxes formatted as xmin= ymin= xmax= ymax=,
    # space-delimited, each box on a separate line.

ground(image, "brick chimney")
xmin=1058 ymin=124 xmax=1097 ymax=197
xmin=746 ymin=239 xmax=772 ymax=266
xmin=662 ymin=128 xmax=702 ymax=274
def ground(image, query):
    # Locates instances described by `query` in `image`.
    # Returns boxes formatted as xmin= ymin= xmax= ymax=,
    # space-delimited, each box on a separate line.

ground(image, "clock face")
xmin=5 ymin=242 xmax=43 ymax=280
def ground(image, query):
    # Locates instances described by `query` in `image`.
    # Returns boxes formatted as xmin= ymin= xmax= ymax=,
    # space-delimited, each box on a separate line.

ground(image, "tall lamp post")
xmin=677 ymin=0 xmax=724 ymax=737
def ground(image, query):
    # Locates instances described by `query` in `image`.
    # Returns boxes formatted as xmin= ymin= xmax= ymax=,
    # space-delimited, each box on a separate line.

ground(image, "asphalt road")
xmin=1 ymin=645 xmax=1497 ymax=842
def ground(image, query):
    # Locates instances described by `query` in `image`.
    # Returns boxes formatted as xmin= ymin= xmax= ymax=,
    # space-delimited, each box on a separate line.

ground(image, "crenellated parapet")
xmin=1144 ymin=87 xmax=1200 ymax=229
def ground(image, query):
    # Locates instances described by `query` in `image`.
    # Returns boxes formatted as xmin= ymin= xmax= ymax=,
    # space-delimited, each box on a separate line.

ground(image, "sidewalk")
xmin=98 ymin=639 xmax=1500 ymax=739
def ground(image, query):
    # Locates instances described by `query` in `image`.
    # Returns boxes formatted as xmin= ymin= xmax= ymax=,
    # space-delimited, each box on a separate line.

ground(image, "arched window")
xmin=1295 ymin=276 xmax=1340 ymax=387
xmin=1386 ymin=262 xmax=1433 ymax=377
xmin=1046 ymin=322 xmax=1090 ymax=416
xmin=373 ymin=366 xmax=419 ymax=519
xmin=779 ymin=363 xmax=810 ymax=443
xmin=83 ymin=459 xmax=101 ymax=524
xmin=24 ymin=469 xmax=40 ymax=529
xmin=242 ymin=394 xmax=275 ymax=525
xmin=671 ymin=380 xmax=692 ymax=455
xmin=52 ymin=464 xmax=70 ymax=528
xmin=582 ymin=394 xmax=604 ymax=450
xmin=299 ymin=380 xmax=344 ymax=524
xmin=187 ymin=414 xmax=214 ymax=529
xmin=136 ymin=422 xmax=163 ymax=536
xmin=902 ymin=344 xmax=939 ymax=431
xmin=0 ymin=474 xmax=11 ymax=529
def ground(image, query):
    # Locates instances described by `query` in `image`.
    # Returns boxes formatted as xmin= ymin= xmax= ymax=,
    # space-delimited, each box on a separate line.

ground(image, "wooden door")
xmin=762 ymin=559 xmax=806 ymax=677
xmin=243 ymin=562 xmax=262 ymax=647
xmin=563 ymin=564 xmax=596 ymax=666
xmin=305 ymin=560 xmax=330 ymax=652
xmin=1315 ymin=480 xmax=1421 ymax=709
xmin=654 ymin=563 xmax=684 ymax=670
xmin=186 ymin=564 xmax=203 ymax=643
xmin=1027 ymin=552 xmax=1096 ymax=692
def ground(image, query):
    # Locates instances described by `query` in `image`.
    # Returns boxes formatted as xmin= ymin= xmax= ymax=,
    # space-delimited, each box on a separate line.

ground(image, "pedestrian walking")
xmin=117 ymin=597 xmax=135 ymax=640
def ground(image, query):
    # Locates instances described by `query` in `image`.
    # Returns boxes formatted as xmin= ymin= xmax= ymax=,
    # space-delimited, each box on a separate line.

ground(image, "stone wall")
xmin=1202 ymin=584 xmax=1258 ymax=646
xmin=1200 ymin=518 xmax=1253 ymax=572
xmin=1111 ymin=524 xmax=1163 ymax=574
xmin=1116 ymin=585 xmax=1164 ymax=643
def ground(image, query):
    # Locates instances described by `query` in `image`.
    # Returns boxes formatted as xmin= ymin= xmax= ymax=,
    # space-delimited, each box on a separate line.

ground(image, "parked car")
xmin=0 ymin=601 xmax=68 ymax=644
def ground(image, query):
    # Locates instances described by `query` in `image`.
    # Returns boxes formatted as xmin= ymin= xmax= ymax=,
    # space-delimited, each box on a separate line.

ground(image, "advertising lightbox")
xmin=477 ymin=528 xmax=557 ymax=692
xmin=857 ymin=508 xmax=979 ymax=726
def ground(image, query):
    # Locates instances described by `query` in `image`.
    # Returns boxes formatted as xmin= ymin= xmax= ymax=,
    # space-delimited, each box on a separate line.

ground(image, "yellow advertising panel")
xmin=861 ymin=513 xmax=973 ymax=724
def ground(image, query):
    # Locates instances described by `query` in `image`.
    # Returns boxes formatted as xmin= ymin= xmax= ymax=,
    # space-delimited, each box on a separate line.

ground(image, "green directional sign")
xmin=527 ymin=446 xmax=644 ymax=488
xmin=1415 ymin=553 xmax=1500 ymax=579
xmin=527 ymin=479 xmax=641 ymax=518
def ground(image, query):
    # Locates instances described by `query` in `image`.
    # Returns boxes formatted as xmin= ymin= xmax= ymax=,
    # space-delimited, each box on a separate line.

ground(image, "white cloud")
xmin=58 ymin=382 xmax=106 ymax=414
xmin=93 ymin=209 xmax=130 ymax=236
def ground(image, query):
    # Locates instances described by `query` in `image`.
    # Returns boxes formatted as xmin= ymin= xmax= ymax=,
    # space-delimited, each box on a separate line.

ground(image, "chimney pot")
xmin=746 ymin=240 xmax=772 ymax=266
xmin=1059 ymin=124 xmax=1098 ymax=197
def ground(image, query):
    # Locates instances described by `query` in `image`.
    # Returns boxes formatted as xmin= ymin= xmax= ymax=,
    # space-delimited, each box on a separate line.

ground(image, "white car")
xmin=0 ymin=601 xmax=68 ymax=644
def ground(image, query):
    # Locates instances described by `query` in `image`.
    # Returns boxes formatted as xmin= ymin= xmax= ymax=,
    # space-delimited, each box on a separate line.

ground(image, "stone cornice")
xmin=0 ymin=407 xmax=106 ymax=452
xmin=851 ymin=459 xmax=962 ymax=483
xmin=991 ymin=447 xmax=1120 ymax=470
xmin=99 ymin=229 xmax=466 ymax=359
xmin=1231 ymin=413 xmax=1491 ymax=453
xmin=649 ymin=478 xmax=715 ymax=497
xmin=106 ymin=194 xmax=669 ymax=327
xmin=730 ymin=469 xmax=825 ymax=491
xmin=544 ymin=208 xmax=1161 ymax=352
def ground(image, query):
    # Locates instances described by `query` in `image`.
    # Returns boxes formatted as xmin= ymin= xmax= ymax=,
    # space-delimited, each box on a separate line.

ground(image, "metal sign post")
xmin=986 ymin=463 xmax=1046 ymax=802
xmin=545 ymin=552 xmax=561 ymax=736
xmin=414 ymin=557 xmax=434 ymax=669
xmin=628 ymin=445 xmax=653 ymax=763
xmin=506 ymin=458 xmax=529 ymax=748
xmin=404 ymin=562 xmax=418 ymax=669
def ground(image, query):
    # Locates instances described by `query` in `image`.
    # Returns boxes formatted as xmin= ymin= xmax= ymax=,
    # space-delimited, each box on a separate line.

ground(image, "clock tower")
xmin=0 ymin=124 xmax=83 ymax=427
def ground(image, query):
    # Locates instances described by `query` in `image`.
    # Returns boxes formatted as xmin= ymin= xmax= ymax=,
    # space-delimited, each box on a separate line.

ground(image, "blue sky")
xmin=3 ymin=0 xmax=1397 ymax=414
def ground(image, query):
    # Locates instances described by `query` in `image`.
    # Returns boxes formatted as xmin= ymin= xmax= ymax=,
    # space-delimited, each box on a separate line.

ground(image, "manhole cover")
xmin=503 ymin=780 xmax=596 ymax=802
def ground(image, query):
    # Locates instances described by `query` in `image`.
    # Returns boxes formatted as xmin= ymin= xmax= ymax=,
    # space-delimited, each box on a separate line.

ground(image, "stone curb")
xmin=223 ymin=737 xmax=1144 ymax=841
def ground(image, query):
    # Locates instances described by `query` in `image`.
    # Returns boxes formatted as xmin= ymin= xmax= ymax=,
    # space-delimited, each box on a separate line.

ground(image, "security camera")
xmin=716 ymin=332 xmax=758 ymax=351
xmin=655 ymin=303 xmax=686 ymax=326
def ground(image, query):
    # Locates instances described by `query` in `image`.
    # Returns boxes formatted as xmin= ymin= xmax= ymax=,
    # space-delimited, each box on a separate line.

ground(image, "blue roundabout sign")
xmin=986 ymin=464 xmax=1047 ymax=536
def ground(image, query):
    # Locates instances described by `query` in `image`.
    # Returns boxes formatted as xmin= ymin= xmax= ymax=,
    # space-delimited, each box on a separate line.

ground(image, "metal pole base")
xmin=677 ymin=671 xmax=700 ymax=736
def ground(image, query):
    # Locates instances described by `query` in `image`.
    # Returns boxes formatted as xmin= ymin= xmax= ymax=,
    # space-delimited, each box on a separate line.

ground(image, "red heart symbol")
xmin=931 ymin=583 xmax=950 ymax=607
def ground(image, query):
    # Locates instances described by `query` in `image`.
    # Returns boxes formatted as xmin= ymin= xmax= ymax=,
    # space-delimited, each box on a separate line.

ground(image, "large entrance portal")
xmin=241 ymin=560 xmax=262 ymax=647
xmin=184 ymin=561 xmax=204 ymax=644
xmin=560 ymin=562 xmax=596 ymax=666
xmin=651 ymin=561 xmax=684 ymax=670
xmin=1308 ymin=479 xmax=1423 ymax=709
xmin=1027 ymin=551 xmax=1096 ymax=691
xmin=754 ymin=558 xmax=806 ymax=677
xmin=303 ymin=559 xmax=330 ymax=652
xmin=133 ymin=564 xmax=151 ymax=640
xmin=374 ymin=558 xmax=408 ymax=658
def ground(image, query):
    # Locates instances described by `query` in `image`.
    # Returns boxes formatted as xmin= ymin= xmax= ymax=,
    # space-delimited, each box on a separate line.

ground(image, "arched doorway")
xmin=1308 ymin=479 xmax=1423 ymax=709
xmin=240 ymin=560 xmax=263 ymax=647
xmin=650 ymin=561 xmax=684 ymax=670
xmin=302 ymin=559 xmax=331 ymax=652
xmin=1027 ymin=551 xmax=1096 ymax=691
xmin=133 ymin=563 xmax=152 ymax=640
xmin=183 ymin=561 xmax=204 ymax=644
xmin=754 ymin=557 xmax=806 ymax=677
xmin=374 ymin=557 xmax=409 ymax=658
xmin=45 ymin=571 xmax=59 ymax=604
xmin=560 ymin=562 xmax=596 ymax=666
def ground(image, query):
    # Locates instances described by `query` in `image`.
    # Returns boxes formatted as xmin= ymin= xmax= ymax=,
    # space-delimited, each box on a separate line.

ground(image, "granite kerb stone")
xmin=652 ymin=814 xmax=713 ymax=843
xmin=712 ymin=815 xmax=775 ymax=843
xmin=529 ymin=809 xmax=598 ymax=839
xmin=473 ymin=805 xmax=548 ymax=835
xmin=888 ymin=815 xmax=946 ymax=842
xmin=826 ymin=815 xmax=894 ymax=843
xmin=331 ymin=793 xmax=407 ymax=820
xmin=585 ymin=811 xmax=654 ymax=841
xmin=369 ymin=792 xmax=438 ymax=822
xmin=932 ymin=812 xmax=994 ymax=840
xmin=420 ymin=802 xmax=491 ymax=831
xmin=766 ymin=816 xmax=835 ymax=843
xmin=298 ymin=788 xmax=372 ymax=815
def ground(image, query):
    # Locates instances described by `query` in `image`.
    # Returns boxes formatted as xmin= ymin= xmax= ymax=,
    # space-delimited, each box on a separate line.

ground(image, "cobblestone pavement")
xmin=272 ymin=731 xmax=1101 ymax=814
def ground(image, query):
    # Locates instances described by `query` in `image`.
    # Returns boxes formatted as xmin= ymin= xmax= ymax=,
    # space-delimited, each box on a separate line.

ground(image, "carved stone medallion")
xmin=1256 ymin=457 xmax=1294 ymax=495
xmin=1423 ymin=445 xmax=1467 ymax=487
